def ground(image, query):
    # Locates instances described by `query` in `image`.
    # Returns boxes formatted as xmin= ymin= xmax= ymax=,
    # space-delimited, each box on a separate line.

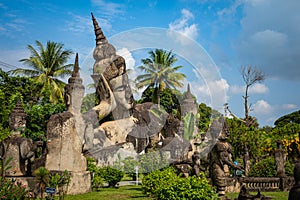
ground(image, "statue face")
xmin=110 ymin=74 xmax=133 ymax=110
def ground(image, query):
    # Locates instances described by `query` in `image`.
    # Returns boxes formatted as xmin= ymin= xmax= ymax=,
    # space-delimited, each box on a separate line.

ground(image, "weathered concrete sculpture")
xmin=45 ymin=54 xmax=91 ymax=194
xmin=91 ymin=12 xmax=133 ymax=121
xmin=0 ymin=100 xmax=35 ymax=176
xmin=274 ymin=140 xmax=286 ymax=177
xmin=209 ymin=117 xmax=243 ymax=198
xmin=288 ymin=159 xmax=300 ymax=199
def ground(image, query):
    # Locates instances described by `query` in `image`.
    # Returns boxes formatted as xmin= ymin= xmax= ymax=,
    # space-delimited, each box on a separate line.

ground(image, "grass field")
xmin=56 ymin=186 xmax=289 ymax=200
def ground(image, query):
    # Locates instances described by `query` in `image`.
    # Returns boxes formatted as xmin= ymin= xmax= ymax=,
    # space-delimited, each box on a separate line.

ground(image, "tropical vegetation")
xmin=135 ymin=49 xmax=186 ymax=106
xmin=9 ymin=40 xmax=73 ymax=104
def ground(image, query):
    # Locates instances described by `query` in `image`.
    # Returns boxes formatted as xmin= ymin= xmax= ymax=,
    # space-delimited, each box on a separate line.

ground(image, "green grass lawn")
xmin=62 ymin=185 xmax=153 ymax=200
xmin=54 ymin=186 xmax=289 ymax=200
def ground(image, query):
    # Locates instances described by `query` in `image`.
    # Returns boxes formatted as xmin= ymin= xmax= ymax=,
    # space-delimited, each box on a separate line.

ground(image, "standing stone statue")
xmin=45 ymin=54 xmax=91 ymax=194
xmin=209 ymin=117 xmax=243 ymax=198
xmin=0 ymin=100 xmax=36 ymax=176
xmin=274 ymin=140 xmax=286 ymax=177
xmin=243 ymin=146 xmax=251 ymax=176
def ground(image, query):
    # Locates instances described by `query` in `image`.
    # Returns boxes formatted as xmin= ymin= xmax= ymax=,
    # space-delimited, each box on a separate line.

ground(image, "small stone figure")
xmin=0 ymin=100 xmax=35 ymax=176
xmin=209 ymin=117 xmax=243 ymax=198
xmin=288 ymin=160 xmax=300 ymax=200
xmin=192 ymin=151 xmax=205 ymax=176
xmin=274 ymin=140 xmax=286 ymax=177
xmin=237 ymin=185 xmax=272 ymax=200
xmin=243 ymin=146 xmax=251 ymax=176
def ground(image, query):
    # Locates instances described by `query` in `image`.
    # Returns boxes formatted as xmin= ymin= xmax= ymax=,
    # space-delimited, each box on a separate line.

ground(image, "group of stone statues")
xmin=1 ymin=12 xmax=300 ymax=199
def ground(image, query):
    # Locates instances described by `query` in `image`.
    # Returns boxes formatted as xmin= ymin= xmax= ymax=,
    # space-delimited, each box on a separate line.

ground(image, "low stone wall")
xmin=224 ymin=177 xmax=294 ymax=193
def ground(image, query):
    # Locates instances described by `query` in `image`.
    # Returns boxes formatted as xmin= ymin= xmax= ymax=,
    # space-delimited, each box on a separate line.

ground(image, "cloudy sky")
xmin=0 ymin=0 xmax=299 ymax=127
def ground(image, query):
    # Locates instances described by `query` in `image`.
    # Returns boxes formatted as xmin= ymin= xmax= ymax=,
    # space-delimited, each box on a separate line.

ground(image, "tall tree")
xmin=135 ymin=49 xmax=186 ymax=106
xmin=10 ymin=40 xmax=73 ymax=103
xmin=241 ymin=66 xmax=265 ymax=125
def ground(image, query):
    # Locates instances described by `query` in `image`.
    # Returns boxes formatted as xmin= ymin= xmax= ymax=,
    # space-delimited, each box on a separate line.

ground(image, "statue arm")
xmin=220 ymin=152 xmax=243 ymax=170
xmin=92 ymin=74 xmax=116 ymax=121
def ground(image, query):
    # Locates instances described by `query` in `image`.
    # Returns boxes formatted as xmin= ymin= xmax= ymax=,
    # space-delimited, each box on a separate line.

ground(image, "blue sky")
xmin=0 ymin=0 xmax=300 ymax=127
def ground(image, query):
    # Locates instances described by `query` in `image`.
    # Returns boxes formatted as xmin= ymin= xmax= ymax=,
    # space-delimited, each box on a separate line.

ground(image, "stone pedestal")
xmin=67 ymin=171 xmax=91 ymax=195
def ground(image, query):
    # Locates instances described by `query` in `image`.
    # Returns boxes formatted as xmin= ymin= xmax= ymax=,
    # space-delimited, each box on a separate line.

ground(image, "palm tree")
xmin=135 ymin=49 xmax=186 ymax=106
xmin=10 ymin=40 xmax=73 ymax=103
xmin=34 ymin=167 xmax=50 ymax=199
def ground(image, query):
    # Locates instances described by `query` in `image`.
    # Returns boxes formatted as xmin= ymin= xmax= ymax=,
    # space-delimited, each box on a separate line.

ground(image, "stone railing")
xmin=224 ymin=177 xmax=294 ymax=193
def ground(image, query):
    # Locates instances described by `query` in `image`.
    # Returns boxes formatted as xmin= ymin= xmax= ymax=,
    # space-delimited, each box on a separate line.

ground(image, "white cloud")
xmin=65 ymin=13 xmax=111 ymax=34
xmin=168 ymin=9 xmax=198 ymax=40
xmin=90 ymin=0 xmax=125 ymax=18
xmin=282 ymin=104 xmax=297 ymax=110
xmin=236 ymin=0 xmax=300 ymax=81
xmin=116 ymin=48 xmax=135 ymax=70
xmin=229 ymin=83 xmax=268 ymax=94
xmin=253 ymin=100 xmax=272 ymax=115
xmin=229 ymin=85 xmax=244 ymax=94
xmin=188 ymin=75 xmax=229 ymax=112
xmin=249 ymin=83 xmax=269 ymax=94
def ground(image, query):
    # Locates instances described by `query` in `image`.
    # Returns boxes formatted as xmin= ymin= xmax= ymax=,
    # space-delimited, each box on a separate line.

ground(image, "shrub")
xmin=122 ymin=156 xmax=140 ymax=180
xmin=87 ymin=157 xmax=104 ymax=190
xmin=248 ymin=157 xmax=277 ymax=177
xmin=0 ymin=177 xmax=29 ymax=200
xmin=99 ymin=166 xmax=124 ymax=187
xmin=142 ymin=167 xmax=219 ymax=200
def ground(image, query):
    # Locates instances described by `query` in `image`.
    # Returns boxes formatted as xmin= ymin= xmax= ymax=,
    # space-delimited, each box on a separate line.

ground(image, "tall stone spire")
xmin=68 ymin=53 xmax=83 ymax=86
xmin=91 ymin=12 xmax=107 ymax=45
xmin=181 ymin=83 xmax=197 ymax=117
xmin=186 ymin=83 xmax=193 ymax=99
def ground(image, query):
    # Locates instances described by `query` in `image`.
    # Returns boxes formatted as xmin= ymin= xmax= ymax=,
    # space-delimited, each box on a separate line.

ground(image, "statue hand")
xmin=130 ymin=116 xmax=139 ymax=123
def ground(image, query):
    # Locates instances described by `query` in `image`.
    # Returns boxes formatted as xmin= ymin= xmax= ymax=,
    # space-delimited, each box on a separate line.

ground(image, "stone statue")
xmin=274 ymin=140 xmax=286 ymax=177
xmin=288 ymin=158 xmax=300 ymax=199
xmin=45 ymin=53 xmax=91 ymax=194
xmin=237 ymin=185 xmax=272 ymax=200
xmin=243 ymin=146 xmax=251 ymax=176
xmin=0 ymin=100 xmax=36 ymax=176
xmin=209 ymin=117 xmax=243 ymax=198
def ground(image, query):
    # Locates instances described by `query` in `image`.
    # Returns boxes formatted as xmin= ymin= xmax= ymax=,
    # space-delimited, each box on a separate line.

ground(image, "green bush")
xmin=0 ymin=177 xmax=30 ymax=200
xmin=285 ymin=159 xmax=294 ymax=177
xmin=99 ymin=166 xmax=124 ymax=187
xmin=142 ymin=167 xmax=219 ymax=200
xmin=87 ymin=157 xmax=104 ymax=190
xmin=122 ymin=156 xmax=140 ymax=180
xmin=248 ymin=157 xmax=277 ymax=177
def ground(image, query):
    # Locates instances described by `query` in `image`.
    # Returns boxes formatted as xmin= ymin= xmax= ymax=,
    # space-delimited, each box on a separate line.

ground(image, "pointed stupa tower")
xmin=64 ymin=53 xmax=85 ymax=115
xmin=91 ymin=12 xmax=107 ymax=45
xmin=181 ymin=84 xmax=198 ymax=117
xmin=91 ymin=12 xmax=117 ymax=75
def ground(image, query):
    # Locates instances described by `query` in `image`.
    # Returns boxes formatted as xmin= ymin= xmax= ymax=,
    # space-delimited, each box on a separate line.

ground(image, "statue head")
xmin=110 ymin=74 xmax=134 ymax=111
xmin=9 ymin=99 xmax=26 ymax=134
xmin=64 ymin=53 xmax=85 ymax=114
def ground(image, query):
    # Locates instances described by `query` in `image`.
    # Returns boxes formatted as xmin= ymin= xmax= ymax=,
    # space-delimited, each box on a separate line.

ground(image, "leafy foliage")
xmin=98 ymin=166 xmax=124 ymax=187
xmin=0 ymin=69 xmax=40 ymax=130
xmin=142 ymin=167 xmax=219 ymax=200
xmin=0 ymin=177 xmax=30 ymax=200
xmin=9 ymin=40 xmax=73 ymax=103
xmin=138 ymin=152 xmax=169 ymax=174
xmin=227 ymin=117 xmax=264 ymax=160
xmin=87 ymin=157 xmax=104 ymax=191
xmin=122 ymin=156 xmax=140 ymax=180
xmin=138 ymin=87 xmax=182 ymax=114
xmin=135 ymin=49 xmax=186 ymax=106
xmin=248 ymin=157 xmax=277 ymax=177
xmin=24 ymin=102 xmax=66 ymax=141
xmin=274 ymin=110 xmax=300 ymax=127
